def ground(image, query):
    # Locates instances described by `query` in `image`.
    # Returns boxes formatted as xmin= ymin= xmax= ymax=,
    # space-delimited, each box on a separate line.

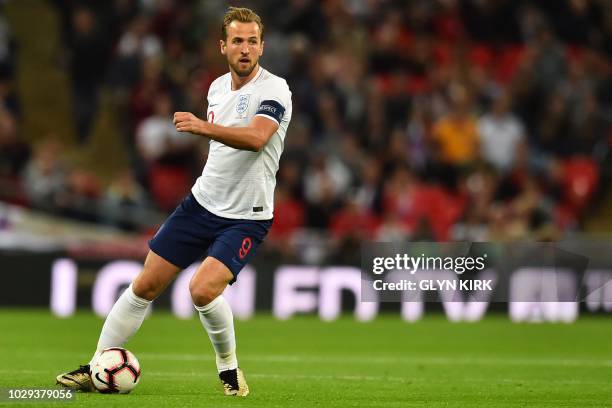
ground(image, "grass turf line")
xmin=0 ymin=310 xmax=610 ymax=407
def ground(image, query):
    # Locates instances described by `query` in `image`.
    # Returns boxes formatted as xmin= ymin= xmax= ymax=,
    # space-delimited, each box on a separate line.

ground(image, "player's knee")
xmin=189 ymin=280 xmax=220 ymax=307
xmin=132 ymin=277 xmax=160 ymax=301
xmin=132 ymin=252 xmax=179 ymax=300
xmin=132 ymin=265 xmax=168 ymax=300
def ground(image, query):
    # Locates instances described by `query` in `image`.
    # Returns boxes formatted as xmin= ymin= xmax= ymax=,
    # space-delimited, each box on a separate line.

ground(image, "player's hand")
xmin=173 ymin=112 xmax=207 ymax=135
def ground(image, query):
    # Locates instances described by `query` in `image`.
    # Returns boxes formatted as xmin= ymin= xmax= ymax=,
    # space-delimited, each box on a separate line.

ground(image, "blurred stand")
xmin=0 ymin=0 xmax=610 ymax=260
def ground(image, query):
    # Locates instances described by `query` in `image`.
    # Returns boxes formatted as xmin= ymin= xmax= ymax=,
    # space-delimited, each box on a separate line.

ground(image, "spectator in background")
xmin=477 ymin=91 xmax=526 ymax=173
xmin=102 ymin=168 xmax=149 ymax=230
xmin=568 ymin=90 xmax=606 ymax=155
xmin=560 ymin=57 xmax=595 ymax=114
xmin=267 ymin=184 xmax=305 ymax=258
xmin=0 ymin=109 xmax=28 ymax=175
xmin=453 ymin=166 xmax=498 ymax=241
xmin=67 ymin=6 xmax=111 ymax=144
xmin=528 ymin=24 xmax=566 ymax=94
xmin=108 ymin=0 xmax=139 ymax=38
xmin=333 ymin=131 xmax=365 ymax=184
xmin=382 ymin=165 xmax=425 ymax=237
xmin=22 ymin=138 xmax=66 ymax=213
xmin=137 ymin=93 xmax=185 ymax=162
xmin=329 ymin=195 xmax=379 ymax=264
xmin=0 ymin=6 xmax=16 ymax=79
xmin=0 ymin=72 xmax=20 ymax=117
xmin=136 ymin=92 xmax=198 ymax=174
xmin=559 ymin=59 xmax=605 ymax=155
xmin=432 ymin=84 xmax=479 ymax=167
xmin=452 ymin=205 xmax=489 ymax=242
xmin=303 ymin=152 xmax=351 ymax=228
xmin=330 ymin=196 xmax=379 ymax=240
xmin=3 ymin=0 xmax=609 ymax=241
xmin=405 ymin=101 xmax=432 ymax=171
xmin=536 ymin=90 xmax=569 ymax=155
xmin=384 ymin=127 xmax=412 ymax=169
xmin=110 ymin=14 xmax=162 ymax=90
xmin=55 ymin=164 xmax=101 ymax=223
xmin=376 ymin=212 xmax=411 ymax=242
xmin=135 ymin=91 xmax=198 ymax=211
xmin=552 ymin=0 xmax=604 ymax=46
xmin=430 ymin=83 xmax=479 ymax=189
xmin=363 ymin=80 xmax=388 ymax=150
xmin=486 ymin=174 xmax=553 ymax=241
xmin=0 ymin=109 xmax=29 ymax=202
xmin=354 ymin=157 xmax=382 ymax=213
xmin=129 ymin=55 xmax=169 ymax=131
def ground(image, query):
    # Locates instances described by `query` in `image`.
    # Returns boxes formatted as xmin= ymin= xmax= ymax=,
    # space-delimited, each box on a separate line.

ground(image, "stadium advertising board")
xmin=1 ymin=242 xmax=610 ymax=322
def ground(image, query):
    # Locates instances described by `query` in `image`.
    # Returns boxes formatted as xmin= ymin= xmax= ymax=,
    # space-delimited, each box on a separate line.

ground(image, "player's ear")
xmin=220 ymin=39 xmax=226 ymax=55
xmin=259 ymin=40 xmax=264 ymax=57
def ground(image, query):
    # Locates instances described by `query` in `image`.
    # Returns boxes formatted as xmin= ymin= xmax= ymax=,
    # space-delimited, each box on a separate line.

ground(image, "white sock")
xmin=89 ymin=284 xmax=151 ymax=364
xmin=194 ymin=296 xmax=238 ymax=373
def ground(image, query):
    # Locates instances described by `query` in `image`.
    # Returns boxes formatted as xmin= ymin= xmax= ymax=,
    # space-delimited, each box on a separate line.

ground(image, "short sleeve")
xmin=255 ymin=79 xmax=291 ymax=125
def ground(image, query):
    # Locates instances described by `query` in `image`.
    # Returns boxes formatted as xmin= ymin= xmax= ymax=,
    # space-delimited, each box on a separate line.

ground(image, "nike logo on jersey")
xmin=209 ymin=103 xmax=219 ymax=107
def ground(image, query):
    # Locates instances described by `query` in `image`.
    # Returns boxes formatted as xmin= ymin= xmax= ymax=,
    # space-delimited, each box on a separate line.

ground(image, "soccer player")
xmin=56 ymin=7 xmax=292 ymax=397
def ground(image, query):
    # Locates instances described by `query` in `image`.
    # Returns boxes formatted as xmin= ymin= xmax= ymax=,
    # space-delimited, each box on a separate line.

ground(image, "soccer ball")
xmin=90 ymin=347 xmax=141 ymax=394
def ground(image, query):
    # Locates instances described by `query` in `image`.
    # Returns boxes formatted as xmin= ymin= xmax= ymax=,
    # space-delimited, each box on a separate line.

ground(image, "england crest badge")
xmin=236 ymin=94 xmax=250 ymax=117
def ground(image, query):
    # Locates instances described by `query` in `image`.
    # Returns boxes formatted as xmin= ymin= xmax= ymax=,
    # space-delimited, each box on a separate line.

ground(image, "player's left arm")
xmin=173 ymin=112 xmax=278 ymax=152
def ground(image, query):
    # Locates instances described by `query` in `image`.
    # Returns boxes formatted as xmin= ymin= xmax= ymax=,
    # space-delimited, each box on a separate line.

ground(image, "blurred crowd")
xmin=0 ymin=0 xmax=611 ymax=258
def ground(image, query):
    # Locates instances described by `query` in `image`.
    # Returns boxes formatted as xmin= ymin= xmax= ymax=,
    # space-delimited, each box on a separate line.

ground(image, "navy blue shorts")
xmin=149 ymin=193 xmax=272 ymax=284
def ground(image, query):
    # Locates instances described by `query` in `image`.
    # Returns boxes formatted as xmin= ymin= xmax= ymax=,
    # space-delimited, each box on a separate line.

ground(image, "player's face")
xmin=221 ymin=21 xmax=264 ymax=78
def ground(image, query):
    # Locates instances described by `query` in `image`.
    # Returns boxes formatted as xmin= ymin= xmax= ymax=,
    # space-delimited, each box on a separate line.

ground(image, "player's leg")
xmin=190 ymin=257 xmax=236 ymax=372
xmin=95 ymin=250 xmax=181 ymax=353
xmin=56 ymin=193 xmax=210 ymax=391
xmin=192 ymin=219 xmax=271 ymax=396
xmin=55 ymin=250 xmax=181 ymax=391
xmin=190 ymin=256 xmax=250 ymax=396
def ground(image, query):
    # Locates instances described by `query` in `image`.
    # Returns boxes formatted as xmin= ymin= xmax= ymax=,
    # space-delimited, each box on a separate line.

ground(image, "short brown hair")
xmin=222 ymin=7 xmax=264 ymax=41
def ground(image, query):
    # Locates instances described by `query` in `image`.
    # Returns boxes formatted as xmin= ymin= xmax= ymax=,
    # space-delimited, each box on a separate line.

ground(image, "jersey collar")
xmin=229 ymin=65 xmax=264 ymax=92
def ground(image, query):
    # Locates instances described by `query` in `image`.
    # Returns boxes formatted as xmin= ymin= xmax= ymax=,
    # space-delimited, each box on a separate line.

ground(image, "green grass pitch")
xmin=0 ymin=310 xmax=610 ymax=407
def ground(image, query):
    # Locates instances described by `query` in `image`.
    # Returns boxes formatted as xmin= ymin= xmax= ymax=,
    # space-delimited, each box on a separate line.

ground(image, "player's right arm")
xmin=173 ymin=112 xmax=278 ymax=152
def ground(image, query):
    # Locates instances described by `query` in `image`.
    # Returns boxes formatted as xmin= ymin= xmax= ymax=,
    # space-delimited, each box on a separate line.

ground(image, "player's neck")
xmin=230 ymin=64 xmax=260 ymax=91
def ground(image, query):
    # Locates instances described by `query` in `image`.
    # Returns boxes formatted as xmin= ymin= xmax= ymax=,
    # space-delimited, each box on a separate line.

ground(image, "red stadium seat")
xmin=469 ymin=44 xmax=494 ymax=68
xmin=407 ymin=76 xmax=431 ymax=95
xmin=433 ymin=43 xmax=452 ymax=66
xmin=495 ymin=45 xmax=525 ymax=83
xmin=269 ymin=197 xmax=305 ymax=241
xmin=149 ymin=164 xmax=191 ymax=211
xmin=422 ymin=186 xmax=466 ymax=241
xmin=560 ymin=156 xmax=599 ymax=214
xmin=330 ymin=205 xmax=379 ymax=240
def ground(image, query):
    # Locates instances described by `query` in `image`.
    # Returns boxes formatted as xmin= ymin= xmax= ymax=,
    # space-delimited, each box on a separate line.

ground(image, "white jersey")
xmin=191 ymin=66 xmax=292 ymax=220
